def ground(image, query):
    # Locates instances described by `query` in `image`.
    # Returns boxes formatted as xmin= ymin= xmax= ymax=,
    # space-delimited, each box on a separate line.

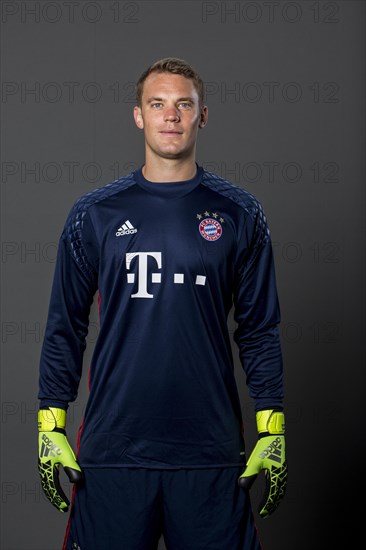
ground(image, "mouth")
xmin=159 ymin=130 xmax=183 ymax=136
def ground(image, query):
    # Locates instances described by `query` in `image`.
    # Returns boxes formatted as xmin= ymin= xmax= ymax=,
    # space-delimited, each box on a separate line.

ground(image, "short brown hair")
xmin=136 ymin=57 xmax=205 ymax=107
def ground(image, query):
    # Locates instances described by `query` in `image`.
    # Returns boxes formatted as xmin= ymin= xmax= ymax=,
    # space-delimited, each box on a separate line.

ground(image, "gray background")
xmin=1 ymin=0 xmax=365 ymax=548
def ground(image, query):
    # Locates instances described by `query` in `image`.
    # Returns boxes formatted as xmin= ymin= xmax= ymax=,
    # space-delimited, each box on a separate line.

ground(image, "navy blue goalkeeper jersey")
xmin=38 ymin=166 xmax=283 ymax=469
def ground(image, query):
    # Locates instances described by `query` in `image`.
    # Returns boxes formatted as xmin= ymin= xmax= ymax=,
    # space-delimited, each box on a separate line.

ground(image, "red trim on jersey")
xmin=97 ymin=291 xmax=102 ymax=316
xmin=255 ymin=523 xmax=264 ymax=550
xmin=87 ymin=291 xmax=101 ymax=393
xmin=76 ymin=419 xmax=85 ymax=457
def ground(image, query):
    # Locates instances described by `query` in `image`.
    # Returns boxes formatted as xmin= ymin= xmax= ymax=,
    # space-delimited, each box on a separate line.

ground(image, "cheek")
xmin=191 ymin=114 xmax=201 ymax=130
xmin=187 ymin=120 xmax=200 ymax=137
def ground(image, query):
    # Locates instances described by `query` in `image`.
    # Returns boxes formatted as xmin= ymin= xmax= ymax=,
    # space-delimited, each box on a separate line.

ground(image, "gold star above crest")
xmin=196 ymin=211 xmax=225 ymax=222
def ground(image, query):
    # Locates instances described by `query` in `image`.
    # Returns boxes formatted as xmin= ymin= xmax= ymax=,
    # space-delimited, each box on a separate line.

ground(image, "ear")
xmin=198 ymin=105 xmax=208 ymax=128
xmin=133 ymin=106 xmax=144 ymax=129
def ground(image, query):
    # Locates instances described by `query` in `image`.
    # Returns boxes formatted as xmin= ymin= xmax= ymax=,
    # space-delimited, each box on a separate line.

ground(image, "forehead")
xmin=141 ymin=72 xmax=199 ymax=102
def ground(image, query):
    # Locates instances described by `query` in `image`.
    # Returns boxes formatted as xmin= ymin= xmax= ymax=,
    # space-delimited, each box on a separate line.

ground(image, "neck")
xmin=142 ymin=155 xmax=197 ymax=182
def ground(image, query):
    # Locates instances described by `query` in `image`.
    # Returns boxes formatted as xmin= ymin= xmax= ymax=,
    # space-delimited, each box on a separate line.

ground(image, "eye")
xmin=178 ymin=102 xmax=192 ymax=109
xmin=151 ymin=102 xmax=163 ymax=108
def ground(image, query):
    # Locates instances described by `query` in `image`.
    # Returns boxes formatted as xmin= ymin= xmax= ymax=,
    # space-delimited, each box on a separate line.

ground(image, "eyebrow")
xmin=146 ymin=96 xmax=195 ymax=103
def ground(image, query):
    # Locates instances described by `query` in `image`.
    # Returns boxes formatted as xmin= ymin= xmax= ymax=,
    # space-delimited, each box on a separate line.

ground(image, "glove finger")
xmin=238 ymin=473 xmax=257 ymax=490
xmin=64 ymin=466 xmax=83 ymax=484
xmin=258 ymin=470 xmax=272 ymax=518
xmin=258 ymin=461 xmax=288 ymax=518
xmin=38 ymin=459 xmax=70 ymax=513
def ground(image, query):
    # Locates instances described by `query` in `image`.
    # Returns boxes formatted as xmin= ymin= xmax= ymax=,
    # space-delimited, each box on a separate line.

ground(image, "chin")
xmin=159 ymin=149 xmax=185 ymax=159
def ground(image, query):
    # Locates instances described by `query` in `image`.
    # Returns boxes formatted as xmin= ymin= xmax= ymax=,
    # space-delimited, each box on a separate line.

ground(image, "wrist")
xmin=256 ymin=409 xmax=285 ymax=438
xmin=38 ymin=407 xmax=67 ymax=432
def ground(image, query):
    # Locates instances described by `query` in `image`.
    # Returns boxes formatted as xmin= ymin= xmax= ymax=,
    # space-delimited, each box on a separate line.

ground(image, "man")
xmin=38 ymin=58 xmax=287 ymax=550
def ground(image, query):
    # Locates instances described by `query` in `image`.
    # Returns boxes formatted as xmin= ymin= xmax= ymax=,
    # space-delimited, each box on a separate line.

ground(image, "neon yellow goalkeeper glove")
xmin=238 ymin=409 xmax=287 ymax=518
xmin=38 ymin=407 xmax=82 ymax=512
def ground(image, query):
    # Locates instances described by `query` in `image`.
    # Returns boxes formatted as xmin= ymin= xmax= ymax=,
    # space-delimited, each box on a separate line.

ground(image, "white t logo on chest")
xmin=125 ymin=252 xmax=206 ymax=298
xmin=126 ymin=252 xmax=162 ymax=298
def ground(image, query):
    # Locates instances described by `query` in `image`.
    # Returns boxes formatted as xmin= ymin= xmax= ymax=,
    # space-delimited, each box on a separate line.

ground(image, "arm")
xmin=233 ymin=200 xmax=283 ymax=412
xmin=38 ymin=203 xmax=99 ymax=511
xmin=233 ymin=200 xmax=287 ymax=517
xmin=38 ymin=206 xmax=99 ymax=408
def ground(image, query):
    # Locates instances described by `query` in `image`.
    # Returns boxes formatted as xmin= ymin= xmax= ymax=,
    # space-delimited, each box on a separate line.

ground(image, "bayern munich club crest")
xmin=199 ymin=217 xmax=223 ymax=241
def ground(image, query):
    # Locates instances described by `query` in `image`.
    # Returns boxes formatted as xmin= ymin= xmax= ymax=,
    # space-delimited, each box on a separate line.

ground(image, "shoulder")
xmin=68 ymin=171 xmax=136 ymax=219
xmin=201 ymin=169 xmax=270 ymax=244
xmin=201 ymin=169 xmax=263 ymax=220
xmin=60 ymin=173 xmax=136 ymax=278
xmin=63 ymin=172 xmax=136 ymax=232
xmin=62 ymin=171 xmax=136 ymax=241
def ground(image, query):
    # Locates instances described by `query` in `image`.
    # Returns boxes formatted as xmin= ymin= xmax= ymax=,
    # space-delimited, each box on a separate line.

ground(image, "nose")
xmin=164 ymin=106 xmax=180 ymax=122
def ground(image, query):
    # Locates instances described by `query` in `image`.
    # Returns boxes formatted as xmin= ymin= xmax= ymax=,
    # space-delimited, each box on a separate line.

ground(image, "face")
xmin=133 ymin=72 xmax=208 ymax=162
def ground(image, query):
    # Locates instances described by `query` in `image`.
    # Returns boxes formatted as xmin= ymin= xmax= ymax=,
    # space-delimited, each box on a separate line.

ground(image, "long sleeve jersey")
xmin=38 ymin=166 xmax=283 ymax=469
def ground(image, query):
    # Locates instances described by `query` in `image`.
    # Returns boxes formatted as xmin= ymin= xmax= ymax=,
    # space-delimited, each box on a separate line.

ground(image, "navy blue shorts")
xmin=63 ymin=467 xmax=262 ymax=550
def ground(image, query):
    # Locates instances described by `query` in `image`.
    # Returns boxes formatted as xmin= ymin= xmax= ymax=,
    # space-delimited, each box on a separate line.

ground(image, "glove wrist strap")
xmin=256 ymin=409 xmax=285 ymax=436
xmin=38 ymin=407 xmax=67 ymax=432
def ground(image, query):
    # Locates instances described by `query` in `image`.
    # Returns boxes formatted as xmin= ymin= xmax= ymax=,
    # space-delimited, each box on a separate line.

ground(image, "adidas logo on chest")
xmin=116 ymin=220 xmax=138 ymax=237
